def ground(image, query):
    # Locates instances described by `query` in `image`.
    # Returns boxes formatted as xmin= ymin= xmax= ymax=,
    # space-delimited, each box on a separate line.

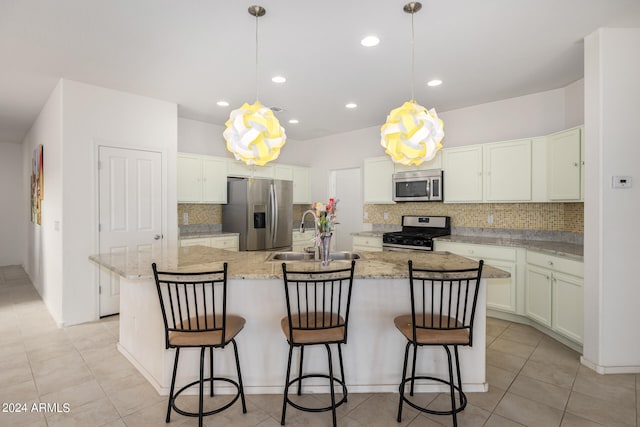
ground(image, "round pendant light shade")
xmin=223 ymin=5 xmax=286 ymax=166
xmin=380 ymin=2 xmax=444 ymax=166
xmin=381 ymin=100 xmax=444 ymax=165
xmin=224 ymin=100 xmax=286 ymax=166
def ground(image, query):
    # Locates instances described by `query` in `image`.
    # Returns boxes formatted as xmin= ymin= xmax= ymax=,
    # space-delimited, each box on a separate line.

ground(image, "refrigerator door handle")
xmin=273 ymin=183 xmax=278 ymax=244
xmin=269 ymin=183 xmax=276 ymax=244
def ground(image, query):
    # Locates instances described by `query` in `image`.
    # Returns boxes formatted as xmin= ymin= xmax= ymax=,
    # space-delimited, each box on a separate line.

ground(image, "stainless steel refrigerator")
xmin=222 ymin=177 xmax=293 ymax=251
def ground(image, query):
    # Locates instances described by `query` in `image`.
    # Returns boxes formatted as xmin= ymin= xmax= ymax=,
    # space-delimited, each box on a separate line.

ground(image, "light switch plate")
xmin=612 ymin=176 xmax=632 ymax=189
xmin=183 ymin=212 xmax=189 ymax=224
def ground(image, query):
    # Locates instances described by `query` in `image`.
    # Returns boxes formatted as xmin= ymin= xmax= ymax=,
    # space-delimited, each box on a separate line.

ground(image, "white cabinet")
xmin=547 ymin=126 xmax=583 ymax=201
xmin=179 ymin=235 xmax=239 ymax=252
xmin=483 ymin=139 xmax=532 ymax=202
xmin=435 ymin=241 xmax=520 ymax=314
xmin=363 ymin=157 xmax=395 ymax=204
xmin=526 ymin=251 xmax=583 ymax=343
xmin=177 ymin=154 xmax=227 ymax=204
xmin=292 ymin=166 xmax=311 ymax=204
xmin=227 ymin=160 xmax=274 ymax=178
xmin=352 ymin=235 xmax=383 ymax=252
xmin=442 ymin=145 xmax=483 ymax=202
xmin=442 ymin=140 xmax=532 ymax=203
xmin=393 ymin=150 xmax=443 ymax=172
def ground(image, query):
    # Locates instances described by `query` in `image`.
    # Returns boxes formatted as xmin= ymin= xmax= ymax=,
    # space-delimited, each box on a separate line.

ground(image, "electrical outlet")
xmin=363 ymin=212 xmax=369 ymax=220
xmin=612 ymin=176 xmax=632 ymax=188
xmin=487 ymin=213 xmax=494 ymax=224
xmin=183 ymin=212 xmax=189 ymax=225
xmin=383 ymin=212 xmax=389 ymax=220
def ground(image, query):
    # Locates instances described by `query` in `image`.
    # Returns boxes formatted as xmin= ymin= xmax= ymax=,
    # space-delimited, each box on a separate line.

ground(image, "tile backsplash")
xmin=178 ymin=204 xmax=221 ymax=225
xmin=365 ymin=202 xmax=583 ymax=233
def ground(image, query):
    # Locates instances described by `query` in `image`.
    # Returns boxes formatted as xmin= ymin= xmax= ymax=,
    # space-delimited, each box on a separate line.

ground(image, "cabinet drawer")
xmin=179 ymin=237 xmax=211 ymax=247
xmin=352 ymin=235 xmax=383 ymax=250
xmin=527 ymin=251 xmax=583 ymax=278
xmin=436 ymin=241 xmax=516 ymax=262
xmin=210 ymin=236 xmax=239 ymax=251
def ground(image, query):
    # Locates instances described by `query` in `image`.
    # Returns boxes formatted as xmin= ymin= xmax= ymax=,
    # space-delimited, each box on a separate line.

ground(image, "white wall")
xmin=583 ymin=28 xmax=640 ymax=372
xmin=21 ymin=81 xmax=64 ymax=322
xmin=178 ymin=118 xmax=229 ymax=156
xmin=0 ymin=142 xmax=25 ymax=266
xmin=22 ymin=79 xmax=178 ymax=326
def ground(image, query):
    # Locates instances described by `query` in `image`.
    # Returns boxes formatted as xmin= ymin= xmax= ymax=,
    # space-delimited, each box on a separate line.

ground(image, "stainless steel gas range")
xmin=382 ymin=215 xmax=451 ymax=252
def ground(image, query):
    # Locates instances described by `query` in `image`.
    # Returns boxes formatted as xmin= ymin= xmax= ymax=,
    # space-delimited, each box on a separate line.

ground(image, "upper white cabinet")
xmin=442 ymin=145 xmax=484 ymax=202
xmin=177 ymin=154 xmax=228 ymax=204
xmin=363 ymin=156 xmax=395 ymax=204
xmin=393 ymin=150 xmax=443 ymax=172
xmin=274 ymin=164 xmax=294 ymax=181
xmin=443 ymin=139 xmax=532 ymax=203
xmin=291 ymin=166 xmax=311 ymax=204
xmin=483 ymin=139 xmax=532 ymax=202
xmin=547 ymin=126 xmax=583 ymax=201
xmin=227 ymin=161 xmax=274 ymax=178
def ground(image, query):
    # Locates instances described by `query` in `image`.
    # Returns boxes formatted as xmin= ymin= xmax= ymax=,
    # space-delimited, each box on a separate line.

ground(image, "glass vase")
xmin=319 ymin=235 xmax=331 ymax=267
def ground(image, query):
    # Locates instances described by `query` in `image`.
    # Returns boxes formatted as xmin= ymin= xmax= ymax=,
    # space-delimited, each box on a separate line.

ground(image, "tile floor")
xmin=0 ymin=264 xmax=637 ymax=426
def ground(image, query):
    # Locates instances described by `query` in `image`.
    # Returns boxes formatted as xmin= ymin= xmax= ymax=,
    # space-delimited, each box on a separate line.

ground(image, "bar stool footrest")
xmin=285 ymin=374 xmax=348 ymax=413
xmin=171 ymin=376 xmax=244 ymax=418
xmin=399 ymin=375 xmax=467 ymax=415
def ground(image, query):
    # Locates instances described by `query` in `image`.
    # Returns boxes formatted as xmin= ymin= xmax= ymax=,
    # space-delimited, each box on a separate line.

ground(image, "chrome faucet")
xmin=299 ymin=209 xmax=318 ymax=234
xmin=300 ymin=210 xmax=319 ymax=260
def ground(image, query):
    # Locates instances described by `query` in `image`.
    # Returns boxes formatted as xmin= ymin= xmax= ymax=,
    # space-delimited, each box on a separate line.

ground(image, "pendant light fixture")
xmin=380 ymin=2 xmax=444 ymax=166
xmin=224 ymin=5 xmax=286 ymax=166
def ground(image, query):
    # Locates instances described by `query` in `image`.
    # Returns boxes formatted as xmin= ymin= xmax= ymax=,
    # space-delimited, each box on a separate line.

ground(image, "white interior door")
xmin=330 ymin=168 xmax=363 ymax=252
xmin=98 ymin=146 xmax=163 ymax=317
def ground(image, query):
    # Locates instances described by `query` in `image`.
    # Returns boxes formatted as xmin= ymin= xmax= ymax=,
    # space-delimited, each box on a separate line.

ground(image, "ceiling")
xmin=2 ymin=0 xmax=640 ymax=144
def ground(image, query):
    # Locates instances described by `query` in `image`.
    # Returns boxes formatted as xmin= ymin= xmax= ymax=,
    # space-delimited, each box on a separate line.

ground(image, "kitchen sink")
xmin=265 ymin=251 xmax=361 ymax=262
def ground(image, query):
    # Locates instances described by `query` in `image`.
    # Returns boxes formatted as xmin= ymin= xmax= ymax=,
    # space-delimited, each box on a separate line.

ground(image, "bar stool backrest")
xmin=152 ymin=262 xmax=229 ymax=349
xmin=407 ymin=260 xmax=484 ymax=346
xmin=281 ymin=260 xmax=356 ymax=344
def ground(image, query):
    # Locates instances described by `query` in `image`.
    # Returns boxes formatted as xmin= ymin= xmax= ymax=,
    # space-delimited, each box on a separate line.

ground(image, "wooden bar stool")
xmin=152 ymin=262 xmax=246 ymax=427
xmin=395 ymin=259 xmax=484 ymax=426
xmin=279 ymin=260 xmax=356 ymax=427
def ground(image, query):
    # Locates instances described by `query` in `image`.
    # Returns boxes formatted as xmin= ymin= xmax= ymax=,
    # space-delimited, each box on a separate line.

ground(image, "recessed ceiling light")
xmin=427 ymin=79 xmax=443 ymax=87
xmin=288 ymin=119 xmax=299 ymax=124
xmin=345 ymin=103 xmax=358 ymax=109
xmin=361 ymin=36 xmax=380 ymax=47
xmin=272 ymin=76 xmax=287 ymax=83
xmin=216 ymin=100 xmax=230 ymax=107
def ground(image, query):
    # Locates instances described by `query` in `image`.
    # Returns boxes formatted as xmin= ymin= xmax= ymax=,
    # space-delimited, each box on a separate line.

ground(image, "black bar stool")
xmin=395 ymin=259 xmax=484 ymax=426
xmin=152 ymin=262 xmax=247 ymax=427
xmin=280 ymin=260 xmax=356 ymax=426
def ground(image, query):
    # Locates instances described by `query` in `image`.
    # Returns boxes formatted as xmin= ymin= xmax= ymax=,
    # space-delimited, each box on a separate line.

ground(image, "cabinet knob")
xmin=548 ymin=261 xmax=554 ymax=266
xmin=573 ymin=162 xmax=579 ymax=167
xmin=546 ymin=275 xmax=551 ymax=280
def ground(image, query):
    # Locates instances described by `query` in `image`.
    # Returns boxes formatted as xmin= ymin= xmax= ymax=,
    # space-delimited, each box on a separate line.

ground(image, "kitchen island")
xmin=90 ymin=246 xmax=508 ymax=396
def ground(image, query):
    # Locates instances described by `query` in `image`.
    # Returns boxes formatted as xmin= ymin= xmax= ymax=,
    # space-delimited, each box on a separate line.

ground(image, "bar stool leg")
xmin=209 ymin=346 xmax=214 ymax=397
xmin=198 ymin=346 xmax=206 ymax=427
xmin=297 ymin=346 xmax=305 ymax=396
xmin=410 ymin=343 xmax=418 ymax=396
xmin=231 ymin=339 xmax=247 ymax=413
xmin=444 ymin=345 xmax=458 ymax=427
xmin=281 ymin=344 xmax=294 ymax=425
xmin=337 ymin=344 xmax=347 ymax=403
xmin=397 ymin=341 xmax=411 ymax=422
xmin=454 ymin=346 xmax=464 ymax=407
xmin=325 ymin=344 xmax=337 ymax=427
xmin=167 ymin=348 xmax=180 ymax=422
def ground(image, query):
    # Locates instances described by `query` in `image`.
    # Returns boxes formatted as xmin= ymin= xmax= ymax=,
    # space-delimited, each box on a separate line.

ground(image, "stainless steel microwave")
xmin=392 ymin=170 xmax=443 ymax=202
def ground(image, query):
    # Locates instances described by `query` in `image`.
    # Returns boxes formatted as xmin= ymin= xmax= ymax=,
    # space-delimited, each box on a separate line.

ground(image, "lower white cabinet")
xmin=352 ymin=235 xmax=383 ymax=252
xmin=526 ymin=251 xmax=583 ymax=343
xmin=179 ymin=235 xmax=239 ymax=252
xmin=435 ymin=241 xmax=520 ymax=314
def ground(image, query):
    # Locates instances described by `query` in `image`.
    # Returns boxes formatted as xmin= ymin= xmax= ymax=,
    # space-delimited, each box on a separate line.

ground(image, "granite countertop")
xmin=435 ymin=235 xmax=583 ymax=261
xmin=89 ymin=246 xmax=508 ymax=281
xmin=179 ymin=231 xmax=239 ymax=239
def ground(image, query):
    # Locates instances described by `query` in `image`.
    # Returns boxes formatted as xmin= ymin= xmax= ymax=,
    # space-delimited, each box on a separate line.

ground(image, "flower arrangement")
xmin=312 ymin=198 xmax=338 ymax=241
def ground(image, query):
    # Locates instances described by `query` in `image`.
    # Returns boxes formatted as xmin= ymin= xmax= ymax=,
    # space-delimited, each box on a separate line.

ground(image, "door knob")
xmin=154 ymin=234 xmax=162 ymax=240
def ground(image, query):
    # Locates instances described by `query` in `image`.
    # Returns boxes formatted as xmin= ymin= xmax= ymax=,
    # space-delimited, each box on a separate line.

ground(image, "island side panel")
xmin=118 ymin=274 xmax=487 ymax=395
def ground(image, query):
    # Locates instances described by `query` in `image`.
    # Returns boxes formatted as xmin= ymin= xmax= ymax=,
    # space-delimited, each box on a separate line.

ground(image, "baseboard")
xmin=580 ymin=356 xmax=640 ymax=374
